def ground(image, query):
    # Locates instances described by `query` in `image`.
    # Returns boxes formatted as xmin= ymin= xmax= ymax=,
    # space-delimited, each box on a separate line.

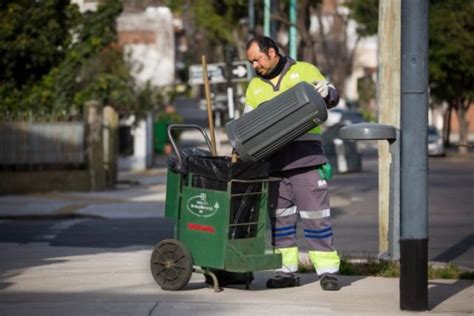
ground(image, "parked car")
xmin=428 ymin=126 xmax=445 ymax=156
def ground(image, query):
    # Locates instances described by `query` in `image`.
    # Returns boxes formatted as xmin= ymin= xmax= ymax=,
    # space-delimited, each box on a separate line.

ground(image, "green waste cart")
xmin=150 ymin=124 xmax=281 ymax=292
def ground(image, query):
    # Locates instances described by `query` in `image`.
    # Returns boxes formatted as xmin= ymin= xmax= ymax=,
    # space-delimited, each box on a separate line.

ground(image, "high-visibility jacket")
xmin=245 ymin=58 xmax=328 ymax=138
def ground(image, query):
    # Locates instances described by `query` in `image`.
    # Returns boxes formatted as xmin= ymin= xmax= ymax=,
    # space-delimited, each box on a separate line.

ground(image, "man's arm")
xmin=314 ymin=80 xmax=339 ymax=109
xmin=299 ymin=62 xmax=339 ymax=109
xmin=325 ymin=83 xmax=339 ymax=109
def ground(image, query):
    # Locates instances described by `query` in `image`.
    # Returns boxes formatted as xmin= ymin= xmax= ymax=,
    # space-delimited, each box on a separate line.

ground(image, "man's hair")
xmin=246 ymin=36 xmax=279 ymax=55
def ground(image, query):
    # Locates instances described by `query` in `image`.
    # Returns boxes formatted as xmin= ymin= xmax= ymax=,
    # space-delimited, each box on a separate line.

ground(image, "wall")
xmin=116 ymin=7 xmax=175 ymax=87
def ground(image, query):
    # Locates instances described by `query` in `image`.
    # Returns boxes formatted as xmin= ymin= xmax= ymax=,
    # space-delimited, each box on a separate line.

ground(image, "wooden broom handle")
xmin=201 ymin=55 xmax=217 ymax=156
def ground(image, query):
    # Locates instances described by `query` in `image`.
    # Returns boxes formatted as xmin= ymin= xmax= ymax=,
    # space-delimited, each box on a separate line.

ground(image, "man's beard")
xmin=259 ymin=55 xmax=286 ymax=80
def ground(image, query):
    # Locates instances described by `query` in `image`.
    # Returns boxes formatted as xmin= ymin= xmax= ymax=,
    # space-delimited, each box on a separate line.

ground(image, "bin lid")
xmin=339 ymin=123 xmax=397 ymax=140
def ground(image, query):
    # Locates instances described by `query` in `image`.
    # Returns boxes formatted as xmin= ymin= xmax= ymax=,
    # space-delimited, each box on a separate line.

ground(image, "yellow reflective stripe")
xmin=307 ymin=126 xmax=322 ymax=134
xmin=308 ymin=250 xmax=340 ymax=275
xmin=275 ymin=247 xmax=299 ymax=273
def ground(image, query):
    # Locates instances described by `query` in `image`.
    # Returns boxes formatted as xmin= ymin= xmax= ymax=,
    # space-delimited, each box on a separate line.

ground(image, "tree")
xmin=429 ymin=0 xmax=473 ymax=153
xmin=0 ymin=0 xmax=142 ymax=116
xmin=0 ymin=0 xmax=80 ymax=89
xmin=348 ymin=0 xmax=473 ymax=153
xmin=167 ymin=0 xmax=248 ymax=63
xmin=345 ymin=0 xmax=379 ymax=37
xmin=266 ymin=0 xmax=374 ymax=96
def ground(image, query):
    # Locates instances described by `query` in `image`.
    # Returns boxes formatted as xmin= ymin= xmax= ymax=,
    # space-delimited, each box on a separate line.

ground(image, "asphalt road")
xmin=0 ymin=152 xmax=472 ymax=269
xmin=330 ymin=151 xmax=474 ymax=269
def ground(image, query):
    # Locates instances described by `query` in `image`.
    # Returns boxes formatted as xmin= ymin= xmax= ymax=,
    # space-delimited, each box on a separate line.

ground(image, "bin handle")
xmin=167 ymin=124 xmax=214 ymax=164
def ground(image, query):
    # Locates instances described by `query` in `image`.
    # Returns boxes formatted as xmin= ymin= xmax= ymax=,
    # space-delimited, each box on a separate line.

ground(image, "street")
xmin=1 ymin=1 xmax=472 ymax=314
xmin=0 ymin=138 xmax=473 ymax=315
xmin=0 ymin=150 xmax=472 ymax=268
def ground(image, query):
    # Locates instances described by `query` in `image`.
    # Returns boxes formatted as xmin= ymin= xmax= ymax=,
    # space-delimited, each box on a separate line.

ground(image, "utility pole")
xmin=377 ymin=0 xmax=401 ymax=260
xmin=248 ymin=0 xmax=255 ymax=38
xmin=270 ymin=0 xmax=278 ymax=39
xmin=400 ymin=0 xmax=429 ymax=311
xmin=263 ymin=0 xmax=277 ymax=39
xmin=289 ymin=0 xmax=297 ymax=59
xmin=264 ymin=0 xmax=270 ymax=37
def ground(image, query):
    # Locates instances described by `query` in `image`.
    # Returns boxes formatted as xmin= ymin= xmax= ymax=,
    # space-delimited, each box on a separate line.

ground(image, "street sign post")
xmin=189 ymin=61 xmax=252 ymax=85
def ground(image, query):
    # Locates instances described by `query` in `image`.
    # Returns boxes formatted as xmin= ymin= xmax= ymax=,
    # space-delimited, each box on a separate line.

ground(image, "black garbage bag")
xmin=186 ymin=155 xmax=269 ymax=181
xmin=167 ymin=148 xmax=212 ymax=174
xmin=186 ymin=155 xmax=269 ymax=192
xmin=168 ymin=149 xmax=269 ymax=180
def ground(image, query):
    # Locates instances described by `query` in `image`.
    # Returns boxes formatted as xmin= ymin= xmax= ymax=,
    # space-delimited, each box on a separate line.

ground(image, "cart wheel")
xmin=150 ymin=239 xmax=193 ymax=291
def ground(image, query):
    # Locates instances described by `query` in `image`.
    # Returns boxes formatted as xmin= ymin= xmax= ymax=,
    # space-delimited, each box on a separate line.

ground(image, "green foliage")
xmin=168 ymin=0 xmax=247 ymax=44
xmin=300 ymin=258 xmax=473 ymax=279
xmin=339 ymin=260 xmax=400 ymax=277
xmin=459 ymin=271 xmax=474 ymax=280
xmin=0 ymin=0 xmax=80 ymax=88
xmin=428 ymin=263 xmax=474 ymax=280
xmin=74 ymin=48 xmax=136 ymax=114
xmin=428 ymin=0 xmax=474 ymax=105
xmin=345 ymin=0 xmax=379 ymax=37
xmin=0 ymin=0 xmax=125 ymax=115
xmin=346 ymin=0 xmax=474 ymax=106
xmin=40 ymin=0 xmax=124 ymax=114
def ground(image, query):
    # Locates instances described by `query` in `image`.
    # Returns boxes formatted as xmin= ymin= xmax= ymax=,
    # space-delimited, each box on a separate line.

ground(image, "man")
xmin=244 ymin=36 xmax=340 ymax=291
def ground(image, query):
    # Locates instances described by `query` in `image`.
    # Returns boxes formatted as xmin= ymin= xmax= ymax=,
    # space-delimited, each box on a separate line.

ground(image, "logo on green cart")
xmin=186 ymin=193 xmax=220 ymax=218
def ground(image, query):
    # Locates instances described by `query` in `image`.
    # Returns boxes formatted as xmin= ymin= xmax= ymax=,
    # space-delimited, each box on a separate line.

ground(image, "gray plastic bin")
xmin=225 ymin=82 xmax=328 ymax=162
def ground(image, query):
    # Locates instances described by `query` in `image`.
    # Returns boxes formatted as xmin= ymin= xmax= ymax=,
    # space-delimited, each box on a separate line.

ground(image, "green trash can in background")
xmin=154 ymin=111 xmax=183 ymax=154
xmin=154 ymin=119 xmax=169 ymax=154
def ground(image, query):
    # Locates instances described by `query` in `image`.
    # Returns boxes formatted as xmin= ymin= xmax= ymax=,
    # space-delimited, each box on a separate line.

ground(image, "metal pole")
xmin=248 ymin=0 xmax=255 ymax=38
xmin=270 ymin=0 xmax=278 ymax=39
xmin=388 ymin=131 xmax=400 ymax=260
xmin=225 ymin=45 xmax=235 ymax=120
xmin=264 ymin=0 xmax=270 ymax=37
xmin=289 ymin=0 xmax=297 ymax=59
xmin=400 ymin=0 xmax=429 ymax=311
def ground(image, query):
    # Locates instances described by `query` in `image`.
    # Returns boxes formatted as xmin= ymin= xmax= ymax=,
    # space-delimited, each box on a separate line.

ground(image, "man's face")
xmin=246 ymin=42 xmax=279 ymax=76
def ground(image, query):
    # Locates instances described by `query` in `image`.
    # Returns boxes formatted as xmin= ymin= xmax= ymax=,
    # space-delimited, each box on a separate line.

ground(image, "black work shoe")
xmin=320 ymin=274 xmax=340 ymax=291
xmin=266 ymin=275 xmax=300 ymax=288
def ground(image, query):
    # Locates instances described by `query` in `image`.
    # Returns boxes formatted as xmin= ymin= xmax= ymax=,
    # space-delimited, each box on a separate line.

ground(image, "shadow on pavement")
xmin=431 ymin=233 xmax=474 ymax=264
xmin=51 ymin=218 xmax=174 ymax=248
xmin=429 ymin=279 xmax=473 ymax=310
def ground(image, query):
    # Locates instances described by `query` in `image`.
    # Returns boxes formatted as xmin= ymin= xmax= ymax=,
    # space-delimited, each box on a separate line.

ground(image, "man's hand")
xmin=314 ymin=80 xmax=329 ymax=98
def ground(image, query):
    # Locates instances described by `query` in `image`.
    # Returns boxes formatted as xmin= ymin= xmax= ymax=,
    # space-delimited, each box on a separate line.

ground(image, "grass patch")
xmin=298 ymin=258 xmax=473 ymax=280
xmin=428 ymin=263 xmax=474 ymax=280
xmin=339 ymin=259 xmax=399 ymax=277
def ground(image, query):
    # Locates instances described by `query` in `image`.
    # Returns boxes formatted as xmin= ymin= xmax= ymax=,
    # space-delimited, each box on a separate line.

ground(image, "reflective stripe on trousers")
xmin=308 ymin=250 xmax=340 ymax=275
xmin=274 ymin=247 xmax=340 ymax=276
xmin=275 ymin=246 xmax=299 ymax=274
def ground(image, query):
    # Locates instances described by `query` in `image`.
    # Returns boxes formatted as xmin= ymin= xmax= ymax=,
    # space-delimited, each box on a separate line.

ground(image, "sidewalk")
xmin=0 ymin=164 xmax=168 ymax=220
xmin=0 ymin=243 xmax=472 ymax=315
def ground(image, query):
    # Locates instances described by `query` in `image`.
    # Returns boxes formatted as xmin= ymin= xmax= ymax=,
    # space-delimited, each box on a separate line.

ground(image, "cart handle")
xmin=168 ymin=124 xmax=214 ymax=164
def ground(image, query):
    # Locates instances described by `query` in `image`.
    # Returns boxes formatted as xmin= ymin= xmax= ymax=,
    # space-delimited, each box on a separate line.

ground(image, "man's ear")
xmin=268 ymin=47 xmax=277 ymax=58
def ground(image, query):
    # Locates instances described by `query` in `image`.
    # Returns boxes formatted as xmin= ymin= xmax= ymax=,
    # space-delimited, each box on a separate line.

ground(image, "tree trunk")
xmin=444 ymin=106 xmax=452 ymax=147
xmin=455 ymin=102 xmax=469 ymax=155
